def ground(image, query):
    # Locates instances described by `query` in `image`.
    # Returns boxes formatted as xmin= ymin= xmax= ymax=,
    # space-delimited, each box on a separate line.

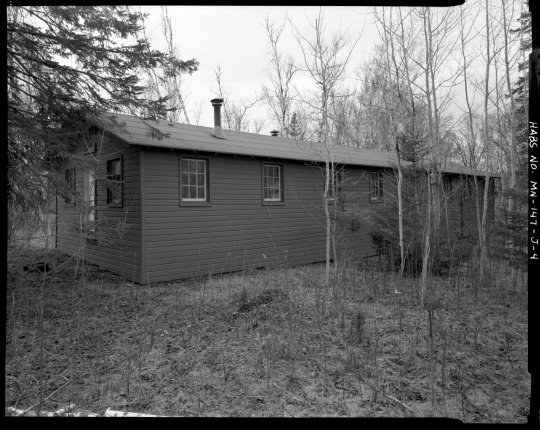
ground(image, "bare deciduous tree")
xmin=213 ymin=65 xmax=261 ymax=132
xmin=261 ymin=14 xmax=299 ymax=137
xmin=251 ymin=118 xmax=267 ymax=134
xmin=141 ymin=6 xmax=191 ymax=124
xmin=290 ymin=7 xmax=360 ymax=287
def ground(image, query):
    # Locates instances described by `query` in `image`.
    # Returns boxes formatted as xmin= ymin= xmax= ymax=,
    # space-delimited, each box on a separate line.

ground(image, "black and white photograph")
xmin=6 ymin=3 xmax=535 ymax=420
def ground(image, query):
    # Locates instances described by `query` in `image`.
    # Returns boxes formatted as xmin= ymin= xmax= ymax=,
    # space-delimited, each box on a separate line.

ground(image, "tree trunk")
xmin=396 ymin=140 xmax=405 ymax=277
xmin=420 ymin=7 xmax=436 ymax=310
xmin=426 ymin=9 xmax=442 ymax=248
xmin=325 ymin=158 xmax=331 ymax=288
xmin=381 ymin=7 xmax=405 ymax=279
xmin=502 ymin=0 xmax=519 ymax=288
xmin=478 ymin=0 xmax=492 ymax=290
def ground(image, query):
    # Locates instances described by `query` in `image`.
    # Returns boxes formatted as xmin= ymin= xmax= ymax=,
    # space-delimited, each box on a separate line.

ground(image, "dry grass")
xmin=5 ymin=248 xmax=529 ymax=420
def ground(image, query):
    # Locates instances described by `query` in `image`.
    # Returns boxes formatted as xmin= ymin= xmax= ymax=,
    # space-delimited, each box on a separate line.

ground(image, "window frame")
xmin=106 ymin=155 xmax=123 ymax=208
xmin=262 ymin=162 xmax=285 ymax=206
xmin=179 ymin=155 xmax=212 ymax=207
xmin=64 ymin=167 xmax=77 ymax=206
xmin=369 ymin=170 xmax=384 ymax=203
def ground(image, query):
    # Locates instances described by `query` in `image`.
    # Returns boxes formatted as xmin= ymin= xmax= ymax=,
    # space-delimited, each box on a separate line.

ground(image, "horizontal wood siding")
xmin=143 ymin=149 xmax=377 ymax=283
xmin=56 ymin=136 xmax=141 ymax=283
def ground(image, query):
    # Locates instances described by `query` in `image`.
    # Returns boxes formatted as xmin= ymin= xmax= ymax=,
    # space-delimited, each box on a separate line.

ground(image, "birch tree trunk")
xmin=502 ymin=0 xmax=519 ymax=289
xmin=479 ymin=0 xmax=493 ymax=290
xmin=398 ymin=8 xmax=422 ymax=222
xmin=420 ymin=7 xmax=436 ymax=311
xmin=459 ymin=3 xmax=483 ymax=296
xmin=385 ymin=8 xmax=405 ymax=277
xmin=377 ymin=8 xmax=404 ymax=277
xmin=426 ymin=9 xmax=442 ymax=248
xmin=396 ymin=136 xmax=405 ymax=277
xmin=322 ymin=89 xmax=331 ymax=288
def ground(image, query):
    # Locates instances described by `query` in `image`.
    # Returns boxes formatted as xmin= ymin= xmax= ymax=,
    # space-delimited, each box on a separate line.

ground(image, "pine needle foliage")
xmin=7 ymin=6 xmax=199 ymax=234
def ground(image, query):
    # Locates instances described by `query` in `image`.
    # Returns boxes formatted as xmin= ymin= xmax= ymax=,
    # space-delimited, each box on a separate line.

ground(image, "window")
xmin=107 ymin=157 xmax=122 ymax=207
xmin=370 ymin=171 xmax=383 ymax=202
xmin=180 ymin=157 xmax=210 ymax=205
xmin=263 ymin=163 xmax=284 ymax=203
xmin=64 ymin=167 xmax=76 ymax=205
xmin=83 ymin=168 xmax=97 ymax=240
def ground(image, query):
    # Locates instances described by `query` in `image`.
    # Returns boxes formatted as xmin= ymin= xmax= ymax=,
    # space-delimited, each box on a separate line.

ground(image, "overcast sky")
xmin=139 ymin=6 xmax=379 ymax=131
xmin=137 ymin=5 xmax=514 ymax=135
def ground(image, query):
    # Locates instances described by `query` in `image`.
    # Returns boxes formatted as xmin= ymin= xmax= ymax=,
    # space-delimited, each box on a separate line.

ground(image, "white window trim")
xmin=263 ymin=164 xmax=282 ymax=202
xmin=182 ymin=158 xmax=207 ymax=202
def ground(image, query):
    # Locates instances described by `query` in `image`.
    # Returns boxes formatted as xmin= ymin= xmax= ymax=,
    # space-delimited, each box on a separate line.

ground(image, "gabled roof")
xmin=104 ymin=113 xmax=496 ymax=177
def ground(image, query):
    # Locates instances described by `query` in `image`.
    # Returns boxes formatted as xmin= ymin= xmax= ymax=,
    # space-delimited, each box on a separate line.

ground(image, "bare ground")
xmin=5 ymin=248 xmax=529 ymax=420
